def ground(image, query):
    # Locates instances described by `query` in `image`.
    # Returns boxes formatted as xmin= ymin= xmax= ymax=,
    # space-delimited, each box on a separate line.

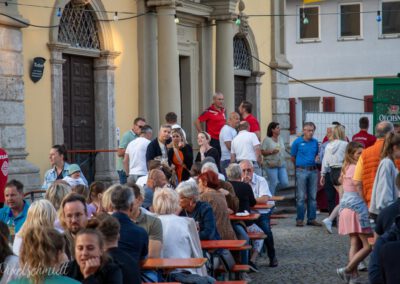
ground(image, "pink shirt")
xmin=343 ymin=164 xmax=357 ymax=193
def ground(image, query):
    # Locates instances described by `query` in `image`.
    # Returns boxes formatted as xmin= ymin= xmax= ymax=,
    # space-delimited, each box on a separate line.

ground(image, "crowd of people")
xmin=0 ymin=91 xmax=399 ymax=284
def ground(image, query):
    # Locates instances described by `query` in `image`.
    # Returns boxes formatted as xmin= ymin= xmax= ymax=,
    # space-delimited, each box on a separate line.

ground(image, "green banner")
xmin=373 ymin=78 xmax=400 ymax=131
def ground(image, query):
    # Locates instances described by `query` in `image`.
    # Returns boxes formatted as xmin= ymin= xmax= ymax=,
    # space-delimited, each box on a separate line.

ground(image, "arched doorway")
xmin=48 ymin=0 xmax=119 ymax=183
xmin=233 ymin=29 xmax=264 ymax=119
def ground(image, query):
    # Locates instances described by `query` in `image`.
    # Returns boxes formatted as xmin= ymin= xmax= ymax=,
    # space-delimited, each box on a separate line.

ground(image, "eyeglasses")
xmin=242 ymin=168 xmax=252 ymax=173
xmin=65 ymin=212 xmax=84 ymax=221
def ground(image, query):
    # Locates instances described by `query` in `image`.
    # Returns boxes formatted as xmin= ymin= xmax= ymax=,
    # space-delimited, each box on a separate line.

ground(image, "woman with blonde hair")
xmin=13 ymin=199 xmax=58 ymax=256
xmin=320 ymin=125 xmax=348 ymax=233
xmin=45 ymin=181 xmax=71 ymax=211
xmin=168 ymin=128 xmax=193 ymax=182
xmin=10 ymin=226 xmax=78 ymax=284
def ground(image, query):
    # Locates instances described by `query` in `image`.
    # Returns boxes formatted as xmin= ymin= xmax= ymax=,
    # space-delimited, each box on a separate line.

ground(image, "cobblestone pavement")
xmin=248 ymin=212 xmax=370 ymax=284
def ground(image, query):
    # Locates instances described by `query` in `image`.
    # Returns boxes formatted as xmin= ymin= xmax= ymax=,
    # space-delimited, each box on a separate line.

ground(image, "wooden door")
xmin=63 ymin=54 xmax=95 ymax=180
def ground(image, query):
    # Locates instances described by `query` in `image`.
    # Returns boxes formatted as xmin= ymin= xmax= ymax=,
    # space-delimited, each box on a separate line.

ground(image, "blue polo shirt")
xmin=0 ymin=201 xmax=30 ymax=233
xmin=290 ymin=136 xmax=319 ymax=167
xmin=112 ymin=212 xmax=149 ymax=262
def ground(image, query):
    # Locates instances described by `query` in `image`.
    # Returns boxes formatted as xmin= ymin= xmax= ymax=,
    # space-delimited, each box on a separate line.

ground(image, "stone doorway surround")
xmin=233 ymin=25 xmax=265 ymax=120
xmin=48 ymin=0 xmax=119 ymax=184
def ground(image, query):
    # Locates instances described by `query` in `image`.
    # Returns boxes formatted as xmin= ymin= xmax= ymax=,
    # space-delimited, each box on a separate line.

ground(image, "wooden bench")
xmin=271 ymin=214 xmax=289 ymax=219
xmin=248 ymin=232 xmax=267 ymax=240
xmin=216 ymin=281 xmax=248 ymax=284
xmin=228 ymin=245 xmax=252 ymax=251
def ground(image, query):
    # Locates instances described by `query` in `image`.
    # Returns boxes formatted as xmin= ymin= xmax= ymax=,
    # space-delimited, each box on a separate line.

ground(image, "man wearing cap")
xmin=195 ymin=92 xmax=226 ymax=156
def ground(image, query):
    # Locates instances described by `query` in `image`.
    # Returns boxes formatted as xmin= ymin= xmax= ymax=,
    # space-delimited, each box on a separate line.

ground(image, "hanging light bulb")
xmin=376 ymin=10 xmax=382 ymax=22
xmin=56 ymin=7 xmax=62 ymax=17
xmin=302 ymin=12 xmax=309 ymax=25
xmin=113 ymin=12 xmax=119 ymax=21
xmin=235 ymin=17 xmax=241 ymax=26
xmin=174 ymin=15 xmax=179 ymax=24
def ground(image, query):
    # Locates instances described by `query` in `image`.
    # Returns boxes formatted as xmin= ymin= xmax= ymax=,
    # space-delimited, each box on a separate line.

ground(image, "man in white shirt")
xmin=240 ymin=160 xmax=278 ymax=268
xmin=219 ymin=112 xmax=240 ymax=176
xmin=124 ymin=125 xmax=153 ymax=183
xmin=231 ymin=121 xmax=262 ymax=176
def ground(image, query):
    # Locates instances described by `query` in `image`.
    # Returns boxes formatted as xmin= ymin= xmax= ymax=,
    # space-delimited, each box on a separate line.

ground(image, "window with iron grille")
xmin=58 ymin=3 xmax=100 ymax=50
xmin=233 ymin=36 xmax=251 ymax=71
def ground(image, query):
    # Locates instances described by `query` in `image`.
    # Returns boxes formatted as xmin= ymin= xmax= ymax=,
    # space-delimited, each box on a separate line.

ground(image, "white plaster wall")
xmin=286 ymin=0 xmax=400 ymax=129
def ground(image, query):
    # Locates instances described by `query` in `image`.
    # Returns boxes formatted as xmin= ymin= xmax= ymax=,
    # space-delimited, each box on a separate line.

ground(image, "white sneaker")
xmin=357 ymin=260 xmax=367 ymax=271
xmin=323 ymin=218 xmax=333 ymax=234
xmin=241 ymin=272 xmax=252 ymax=282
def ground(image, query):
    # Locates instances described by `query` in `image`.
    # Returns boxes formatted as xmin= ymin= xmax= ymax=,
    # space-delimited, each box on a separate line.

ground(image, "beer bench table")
xmin=201 ymin=240 xmax=247 ymax=277
xmin=250 ymin=204 xmax=274 ymax=210
xmin=141 ymin=258 xmax=207 ymax=271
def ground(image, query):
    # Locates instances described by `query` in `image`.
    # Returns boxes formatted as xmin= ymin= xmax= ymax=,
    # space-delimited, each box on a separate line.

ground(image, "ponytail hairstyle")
xmin=0 ymin=221 xmax=13 ymax=265
xmin=341 ymin=141 xmax=364 ymax=176
xmin=20 ymin=226 xmax=65 ymax=284
xmin=52 ymin=144 xmax=68 ymax=162
xmin=381 ymin=132 xmax=400 ymax=161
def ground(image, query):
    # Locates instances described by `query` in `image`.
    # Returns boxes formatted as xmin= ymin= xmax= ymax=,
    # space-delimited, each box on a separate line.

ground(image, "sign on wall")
xmin=30 ymin=57 xmax=46 ymax=83
xmin=373 ymin=78 xmax=400 ymax=131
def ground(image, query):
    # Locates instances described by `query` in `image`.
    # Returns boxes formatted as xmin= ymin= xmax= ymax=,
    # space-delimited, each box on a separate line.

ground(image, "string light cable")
xmin=248 ymin=53 xmax=396 ymax=106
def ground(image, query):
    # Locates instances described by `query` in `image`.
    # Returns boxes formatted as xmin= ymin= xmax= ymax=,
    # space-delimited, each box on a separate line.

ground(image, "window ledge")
xmin=337 ymin=36 xmax=363 ymax=42
xmin=379 ymin=34 xmax=400 ymax=39
xmin=297 ymin=38 xmax=321 ymax=44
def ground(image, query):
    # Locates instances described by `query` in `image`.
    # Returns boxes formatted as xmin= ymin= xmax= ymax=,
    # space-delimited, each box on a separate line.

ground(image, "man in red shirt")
xmin=239 ymin=100 xmax=261 ymax=140
xmin=195 ymin=92 xmax=226 ymax=156
xmin=352 ymin=117 xmax=376 ymax=148
xmin=0 ymin=148 xmax=8 ymax=208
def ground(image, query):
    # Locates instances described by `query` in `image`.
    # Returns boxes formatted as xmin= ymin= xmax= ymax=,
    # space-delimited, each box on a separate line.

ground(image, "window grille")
xmin=58 ymin=3 xmax=100 ymax=50
xmin=233 ymin=36 xmax=251 ymax=71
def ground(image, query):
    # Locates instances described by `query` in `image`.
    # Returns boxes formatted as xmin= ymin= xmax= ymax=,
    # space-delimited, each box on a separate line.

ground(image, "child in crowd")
xmin=337 ymin=142 xmax=372 ymax=284
xmin=88 ymin=181 xmax=106 ymax=216
xmin=63 ymin=164 xmax=86 ymax=187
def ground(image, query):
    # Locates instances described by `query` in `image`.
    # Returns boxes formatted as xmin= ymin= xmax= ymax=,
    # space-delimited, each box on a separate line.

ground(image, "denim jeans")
xmin=295 ymin=168 xmax=318 ymax=222
xmin=265 ymin=166 xmax=289 ymax=195
xmin=117 ymin=170 xmax=127 ymax=184
xmin=254 ymin=212 xmax=276 ymax=261
xmin=232 ymin=223 xmax=249 ymax=265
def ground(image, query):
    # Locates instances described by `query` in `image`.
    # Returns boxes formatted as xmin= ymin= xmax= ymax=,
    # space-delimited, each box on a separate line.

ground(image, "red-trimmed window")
xmin=289 ymin=98 xmax=296 ymax=134
xmin=364 ymin=95 xmax=373 ymax=112
xmin=322 ymin=97 xmax=335 ymax=112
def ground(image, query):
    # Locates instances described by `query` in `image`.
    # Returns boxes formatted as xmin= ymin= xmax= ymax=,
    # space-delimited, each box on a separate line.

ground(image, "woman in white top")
xmin=261 ymin=122 xmax=289 ymax=195
xmin=370 ymin=133 xmax=400 ymax=217
xmin=320 ymin=125 xmax=348 ymax=233
xmin=153 ymin=187 xmax=208 ymax=277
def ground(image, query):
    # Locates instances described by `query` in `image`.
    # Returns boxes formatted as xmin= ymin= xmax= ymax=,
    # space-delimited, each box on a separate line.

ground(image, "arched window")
xmin=58 ymin=3 xmax=100 ymax=50
xmin=233 ymin=36 xmax=251 ymax=71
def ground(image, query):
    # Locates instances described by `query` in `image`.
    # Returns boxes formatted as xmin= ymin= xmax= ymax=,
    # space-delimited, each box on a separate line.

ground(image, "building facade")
xmin=0 ymin=0 xmax=286 ymax=188
xmin=286 ymin=0 xmax=400 ymax=137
